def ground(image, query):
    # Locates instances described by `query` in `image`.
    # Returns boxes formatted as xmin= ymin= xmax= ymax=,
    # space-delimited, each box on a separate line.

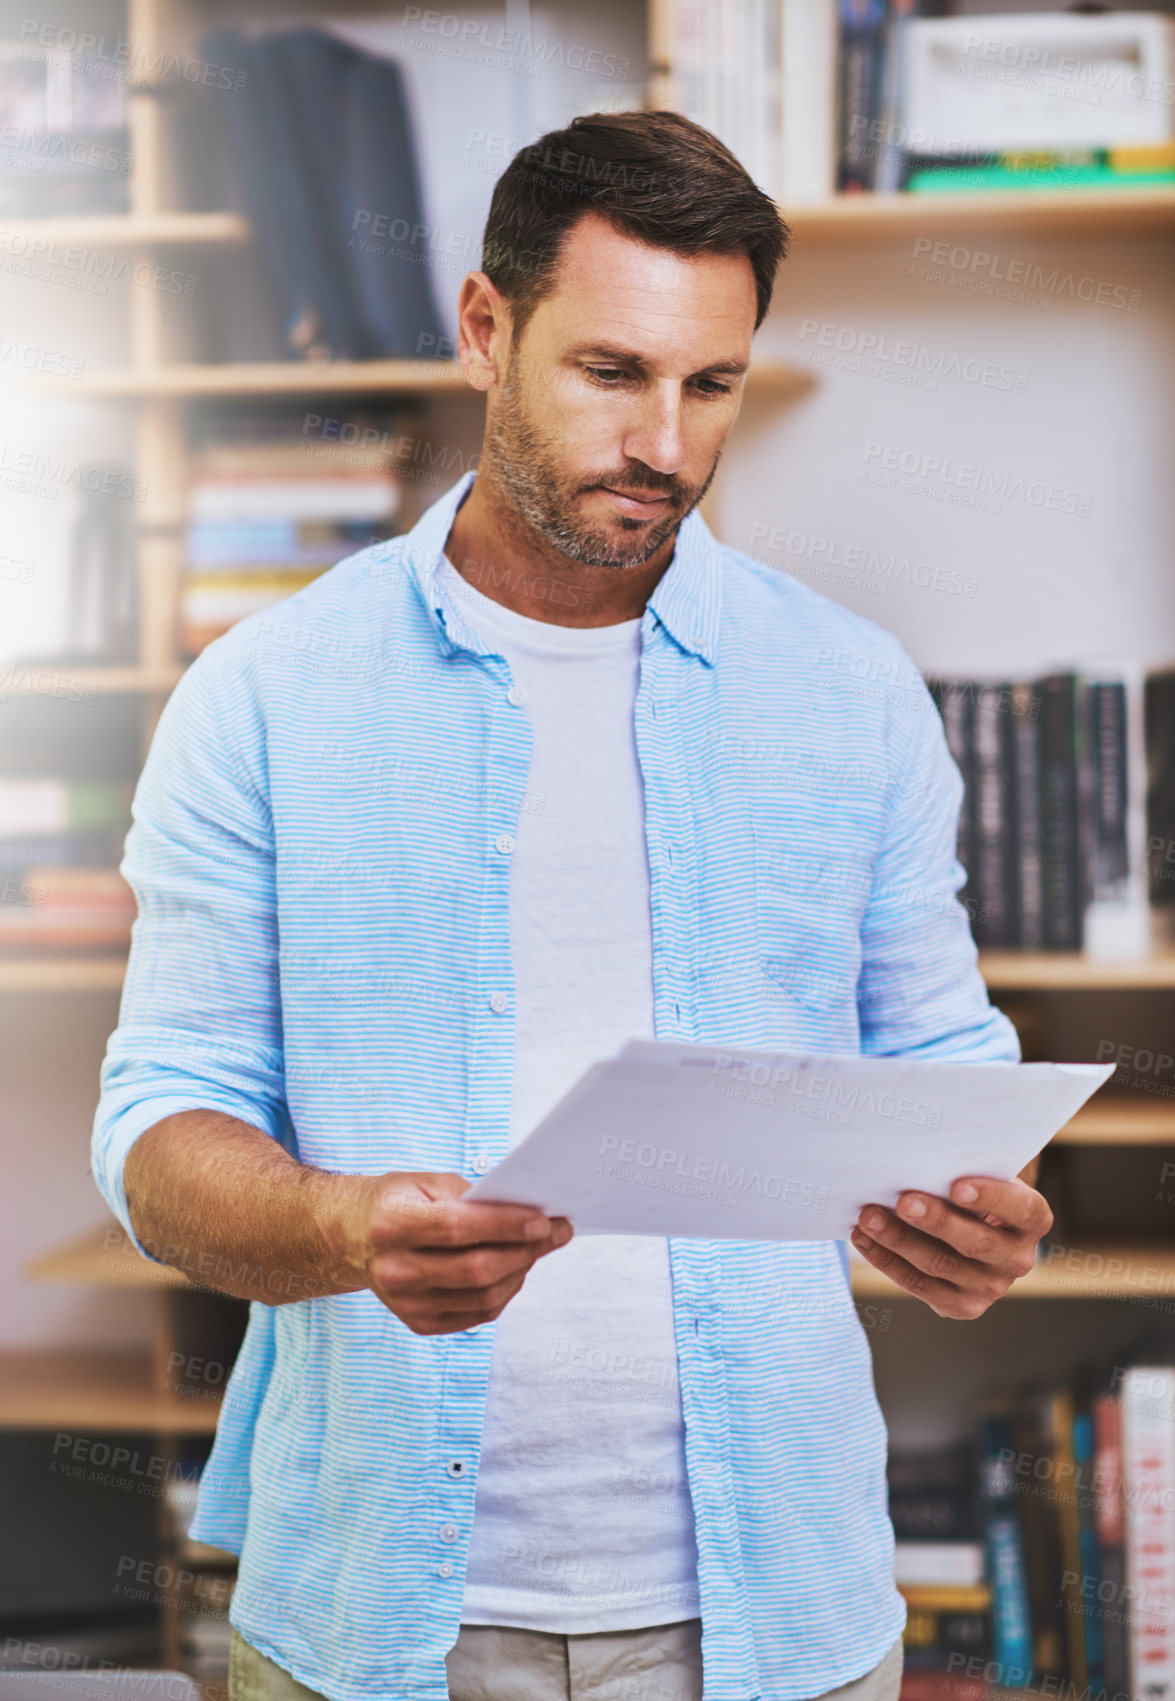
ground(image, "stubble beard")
xmin=481 ymin=354 xmax=719 ymax=569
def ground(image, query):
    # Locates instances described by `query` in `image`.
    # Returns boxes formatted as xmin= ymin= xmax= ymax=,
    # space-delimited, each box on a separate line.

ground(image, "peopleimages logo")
xmin=710 ymin=1055 xmax=943 ymax=1128
xmin=597 ymin=1134 xmax=830 ymax=1209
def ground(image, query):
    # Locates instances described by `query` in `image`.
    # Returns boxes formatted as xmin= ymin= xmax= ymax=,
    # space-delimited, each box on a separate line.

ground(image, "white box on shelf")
xmin=903 ymin=12 xmax=1175 ymax=154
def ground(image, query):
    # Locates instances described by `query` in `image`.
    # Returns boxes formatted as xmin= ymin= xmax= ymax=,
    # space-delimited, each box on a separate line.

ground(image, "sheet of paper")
xmin=466 ymin=1041 xmax=1114 ymax=1241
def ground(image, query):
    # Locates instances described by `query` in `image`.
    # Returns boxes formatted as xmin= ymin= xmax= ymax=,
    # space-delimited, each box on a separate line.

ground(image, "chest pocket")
xmin=751 ymin=808 xmax=873 ymax=1012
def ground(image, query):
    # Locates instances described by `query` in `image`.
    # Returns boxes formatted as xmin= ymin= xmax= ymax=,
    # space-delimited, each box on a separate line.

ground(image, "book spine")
xmin=1089 ymin=681 xmax=1130 ymax=902
xmin=1072 ymin=1410 xmax=1105 ymax=1692
xmin=970 ymin=684 xmax=1016 ymax=947
xmin=975 ymin=1413 xmax=1033 ymax=1682
xmin=1093 ymin=1392 xmax=1128 ymax=1696
xmin=1123 ymin=1368 xmax=1175 ymax=1701
xmin=1011 ymin=683 xmax=1044 ymax=950
xmin=1051 ymin=1393 xmax=1088 ymax=1688
xmin=836 ymin=0 xmax=888 ymax=193
xmin=1146 ymin=668 xmax=1175 ymax=906
xmin=1037 ymin=674 xmax=1083 ymax=950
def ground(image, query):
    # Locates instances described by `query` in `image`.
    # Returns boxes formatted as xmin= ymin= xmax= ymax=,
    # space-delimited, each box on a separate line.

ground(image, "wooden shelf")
xmin=0 ymin=955 xmax=128 ymax=992
xmin=787 ymin=185 xmax=1175 ymax=246
xmin=0 ymin=665 xmax=183 ymax=695
xmin=0 ymin=1350 xmax=220 ymax=1432
xmin=26 ymin=1222 xmax=190 ymax=1291
xmin=852 ymin=1240 xmax=1175 ymax=1301
xmin=0 ymin=213 xmax=250 ymax=247
xmin=20 ymin=356 xmax=815 ymax=402
xmin=1054 ymin=1093 xmax=1175 ymax=1146
xmin=979 ymin=949 xmax=1175 ymax=989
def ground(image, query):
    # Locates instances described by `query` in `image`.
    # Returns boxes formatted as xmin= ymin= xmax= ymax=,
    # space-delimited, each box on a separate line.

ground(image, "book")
xmin=1122 ymin=1367 xmax=1175 ymax=1701
xmin=970 ymin=683 xmax=1017 ymax=948
xmin=779 ymin=0 xmax=838 ymax=204
xmin=1037 ymin=674 xmax=1085 ymax=952
xmin=179 ymin=569 xmax=330 ymax=657
xmin=1010 ymin=683 xmax=1044 ymax=950
xmin=895 ymin=1543 xmax=985 ymax=1587
xmin=973 ymin=1405 xmax=1033 ymax=1680
xmin=1014 ymin=1392 xmax=1068 ymax=1679
xmin=188 ymin=476 xmax=399 ymax=523
xmin=900 ymin=1585 xmax=990 ymax=1672
xmin=0 ymin=781 xmax=131 ymax=837
xmin=836 ymin=0 xmax=888 ymax=193
xmin=187 ymin=519 xmax=384 ymax=566
xmin=1093 ymin=1391 xmax=1128 ymax=1696
xmin=1073 ymin=1407 xmax=1106 ymax=1692
xmin=1050 ymin=1390 xmax=1088 ymax=1691
xmin=1146 ymin=668 xmax=1175 ymax=908
xmin=0 ymin=866 xmax=135 ymax=949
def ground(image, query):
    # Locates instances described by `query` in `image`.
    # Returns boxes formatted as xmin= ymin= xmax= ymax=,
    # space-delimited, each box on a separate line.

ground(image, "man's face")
xmin=481 ymin=212 xmax=758 ymax=568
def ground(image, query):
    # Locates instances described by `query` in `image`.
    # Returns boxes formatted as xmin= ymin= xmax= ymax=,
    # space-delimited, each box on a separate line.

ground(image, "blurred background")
xmin=3 ymin=0 xmax=1175 ymax=1695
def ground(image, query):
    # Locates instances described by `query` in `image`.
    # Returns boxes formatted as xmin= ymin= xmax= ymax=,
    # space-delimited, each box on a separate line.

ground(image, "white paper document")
xmin=466 ymin=1042 xmax=1115 ymax=1241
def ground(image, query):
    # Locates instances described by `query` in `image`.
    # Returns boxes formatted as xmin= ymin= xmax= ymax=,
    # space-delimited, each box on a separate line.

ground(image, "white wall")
xmin=725 ymin=231 xmax=1175 ymax=679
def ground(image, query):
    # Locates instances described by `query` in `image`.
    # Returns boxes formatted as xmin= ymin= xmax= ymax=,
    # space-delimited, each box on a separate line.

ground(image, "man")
xmin=92 ymin=112 xmax=1051 ymax=1701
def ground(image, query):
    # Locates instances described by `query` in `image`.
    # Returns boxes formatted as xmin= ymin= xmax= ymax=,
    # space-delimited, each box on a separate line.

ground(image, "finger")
xmin=850 ymin=1228 xmax=985 ymax=1320
xmin=383 ymin=1190 xmax=563 ymax=1250
xmin=405 ymin=1240 xmax=547 ymax=1291
xmin=891 ymin=1192 xmax=1023 ymax=1264
xmin=857 ymin=1205 xmax=984 ymax=1289
xmin=949 ymin=1176 xmax=1052 ymax=1236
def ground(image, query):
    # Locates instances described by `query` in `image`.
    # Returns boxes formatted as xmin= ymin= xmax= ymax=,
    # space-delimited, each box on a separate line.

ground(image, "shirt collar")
xmin=394 ymin=471 xmax=723 ymax=666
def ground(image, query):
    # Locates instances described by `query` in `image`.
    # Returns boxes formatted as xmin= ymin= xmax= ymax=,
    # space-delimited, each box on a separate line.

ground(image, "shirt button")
xmin=507 ymin=685 xmax=525 ymax=706
xmin=438 ymin=1563 xmax=454 ymax=1579
xmin=438 ymin=1523 xmax=459 ymax=1543
xmin=494 ymin=834 xmax=515 ymax=855
xmin=471 ymin=1152 xmax=491 ymax=1175
xmin=489 ymin=991 xmax=508 ymax=1014
xmin=446 ymin=1459 xmax=466 ymax=1479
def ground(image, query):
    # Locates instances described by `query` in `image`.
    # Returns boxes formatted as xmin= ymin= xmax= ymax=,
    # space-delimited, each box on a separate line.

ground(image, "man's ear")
xmin=457 ymin=271 xmax=511 ymax=393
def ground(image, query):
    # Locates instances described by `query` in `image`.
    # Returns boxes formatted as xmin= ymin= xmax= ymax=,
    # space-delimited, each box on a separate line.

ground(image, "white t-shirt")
xmin=435 ymin=559 xmax=700 ymax=1634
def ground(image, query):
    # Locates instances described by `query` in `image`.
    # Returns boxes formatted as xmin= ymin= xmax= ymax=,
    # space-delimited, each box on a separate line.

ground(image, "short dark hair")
xmin=481 ymin=110 xmax=789 ymax=337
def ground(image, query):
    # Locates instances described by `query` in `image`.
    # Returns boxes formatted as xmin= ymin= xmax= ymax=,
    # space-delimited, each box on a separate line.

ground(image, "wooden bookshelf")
xmin=978 ymin=949 xmax=1175 ymax=989
xmin=0 ymin=956 xmax=129 ymax=992
xmin=20 ymin=355 xmax=816 ymax=403
xmin=1055 ymin=1092 xmax=1175 ymax=1145
xmin=0 ymin=666 xmax=184 ymax=695
xmin=0 ymin=214 xmax=250 ymax=247
xmin=26 ymin=1223 xmax=190 ymax=1290
xmin=787 ymin=184 xmax=1175 ymax=246
xmin=0 ymin=1350 xmax=220 ymax=1433
xmin=851 ymin=1239 xmax=1175 ymax=1302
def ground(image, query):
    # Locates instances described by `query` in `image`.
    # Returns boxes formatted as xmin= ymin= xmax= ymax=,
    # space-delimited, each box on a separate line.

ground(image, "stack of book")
xmin=180 ymin=439 xmax=401 ymax=656
xmin=890 ymin=1445 xmax=991 ymax=1685
xmin=895 ymin=1367 xmax=1175 ymax=1699
xmin=927 ymin=669 xmax=1175 ymax=955
xmin=0 ymin=40 xmax=130 ymax=216
xmin=907 ymin=145 xmax=1175 ymax=196
xmin=973 ymin=1372 xmax=1172 ymax=1699
xmin=0 ymin=696 xmax=138 ymax=952
xmin=658 ymin=3 xmax=1175 ymax=202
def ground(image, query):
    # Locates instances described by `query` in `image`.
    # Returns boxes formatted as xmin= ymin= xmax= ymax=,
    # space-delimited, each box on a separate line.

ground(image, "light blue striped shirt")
xmin=92 ymin=471 xmax=1018 ymax=1701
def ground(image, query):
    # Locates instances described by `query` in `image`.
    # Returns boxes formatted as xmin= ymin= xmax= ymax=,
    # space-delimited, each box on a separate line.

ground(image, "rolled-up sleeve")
xmin=858 ymin=679 xmax=1020 ymax=1065
xmin=91 ymin=646 xmax=288 ymax=1260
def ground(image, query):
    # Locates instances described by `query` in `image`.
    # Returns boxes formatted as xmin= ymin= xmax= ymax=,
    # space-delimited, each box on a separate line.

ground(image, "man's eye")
xmin=694 ymin=378 xmax=732 ymax=396
xmin=586 ymin=366 xmax=629 ymax=384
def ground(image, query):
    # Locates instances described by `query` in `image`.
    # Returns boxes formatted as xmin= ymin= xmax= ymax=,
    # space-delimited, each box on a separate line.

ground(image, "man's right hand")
xmin=324 ymin=1170 xmax=574 ymax=1335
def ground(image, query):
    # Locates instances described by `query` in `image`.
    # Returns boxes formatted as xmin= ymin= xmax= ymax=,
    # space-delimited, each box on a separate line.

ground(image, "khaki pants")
xmin=229 ymin=1619 xmax=903 ymax=1701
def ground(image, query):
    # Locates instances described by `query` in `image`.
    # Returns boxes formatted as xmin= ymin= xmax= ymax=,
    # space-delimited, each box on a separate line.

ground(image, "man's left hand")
xmin=850 ymin=1174 xmax=1053 ymax=1319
